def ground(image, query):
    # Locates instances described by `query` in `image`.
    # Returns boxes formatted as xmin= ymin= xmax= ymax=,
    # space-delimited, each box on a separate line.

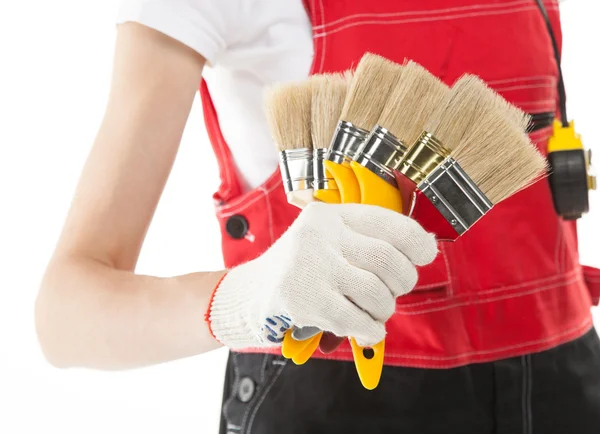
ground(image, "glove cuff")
xmin=205 ymin=267 xmax=261 ymax=349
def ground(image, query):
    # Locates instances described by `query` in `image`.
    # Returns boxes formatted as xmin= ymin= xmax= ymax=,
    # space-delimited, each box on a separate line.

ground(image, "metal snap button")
xmin=225 ymin=215 xmax=249 ymax=239
xmin=237 ymin=376 xmax=255 ymax=403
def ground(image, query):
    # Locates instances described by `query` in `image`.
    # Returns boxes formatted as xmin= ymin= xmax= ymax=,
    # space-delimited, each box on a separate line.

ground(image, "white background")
xmin=0 ymin=1 xmax=599 ymax=433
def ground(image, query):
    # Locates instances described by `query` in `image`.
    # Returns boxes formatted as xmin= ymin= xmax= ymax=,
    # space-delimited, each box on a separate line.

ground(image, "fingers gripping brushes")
xmin=206 ymin=203 xmax=438 ymax=352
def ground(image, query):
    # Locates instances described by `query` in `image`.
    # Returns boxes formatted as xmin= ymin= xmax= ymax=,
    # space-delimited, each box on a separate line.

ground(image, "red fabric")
xmin=200 ymin=0 xmax=599 ymax=368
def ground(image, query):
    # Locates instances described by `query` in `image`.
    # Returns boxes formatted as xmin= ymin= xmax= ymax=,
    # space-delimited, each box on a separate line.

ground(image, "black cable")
xmin=534 ymin=0 xmax=569 ymax=127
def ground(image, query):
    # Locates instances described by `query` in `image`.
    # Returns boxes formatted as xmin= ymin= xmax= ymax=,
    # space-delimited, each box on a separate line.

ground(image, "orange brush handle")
xmin=350 ymin=161 xmax=403 ymax=390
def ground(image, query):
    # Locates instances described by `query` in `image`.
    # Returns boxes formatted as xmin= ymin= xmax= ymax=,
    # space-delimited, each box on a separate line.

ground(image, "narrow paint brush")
xmin=311 ymin=72 xmax=351 ymax=204
xmin=325 ymin=53 xmax=404 ymax=204
xmin=265 ymin=80 xmax=313 ymax=209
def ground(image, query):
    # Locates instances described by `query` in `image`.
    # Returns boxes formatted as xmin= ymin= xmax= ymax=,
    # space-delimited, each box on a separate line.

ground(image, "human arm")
xmin=35 ymin=22 xmax=225 ymax=370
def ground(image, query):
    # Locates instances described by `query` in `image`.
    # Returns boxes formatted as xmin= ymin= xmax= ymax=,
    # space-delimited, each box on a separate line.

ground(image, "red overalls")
xmin=201 ymin=0 xmax=600 ymax=369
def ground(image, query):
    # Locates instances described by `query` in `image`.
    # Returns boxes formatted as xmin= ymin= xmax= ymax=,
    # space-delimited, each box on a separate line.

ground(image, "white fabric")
xmin=208 ymin=203 xmax=438 ymax=349
xmin=116 ymin=0 xmax=314 ymax=191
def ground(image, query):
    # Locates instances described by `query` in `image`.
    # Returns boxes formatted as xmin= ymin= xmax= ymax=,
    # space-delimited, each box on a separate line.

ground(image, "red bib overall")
xmin=201 ymin=0 xmax=600 ymax=369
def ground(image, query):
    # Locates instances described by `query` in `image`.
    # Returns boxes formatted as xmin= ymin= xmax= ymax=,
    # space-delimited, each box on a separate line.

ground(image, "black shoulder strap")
xmin=534 ymin=0 xmax=569 ymax=127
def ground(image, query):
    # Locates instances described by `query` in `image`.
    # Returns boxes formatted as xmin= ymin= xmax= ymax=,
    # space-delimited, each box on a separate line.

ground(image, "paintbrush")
xmin=325 ymin=53 xmax=404 ymax=204
xmin=351 ymin=61 xmax=450 ymax=213
xmin=265 ymin=79 xmax=326 ymax=364
xmin=395 ymin=74 xmax=547 ymax=241
xmin=265 ymin=80 xmax=314 ymax=209
xmin=311 ymin=72 xmax=351 ymax=204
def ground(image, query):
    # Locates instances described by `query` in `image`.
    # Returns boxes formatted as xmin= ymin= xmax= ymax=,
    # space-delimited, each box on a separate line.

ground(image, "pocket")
xmin=221 ymin=353 xmax=287 ymax=434
xmin=215 ymin=170 xmax=300 ymax=269
xmin=583 ymin=266 xmax=600 ymax=306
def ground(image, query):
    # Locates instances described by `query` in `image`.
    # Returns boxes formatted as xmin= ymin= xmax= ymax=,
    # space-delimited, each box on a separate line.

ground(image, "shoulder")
xmin=116 ymin=0 xmax=310 ymax=66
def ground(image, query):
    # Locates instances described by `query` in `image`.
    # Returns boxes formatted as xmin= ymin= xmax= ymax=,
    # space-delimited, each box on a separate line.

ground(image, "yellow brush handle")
xmin=350 ymin=338 xmax=385 ymax=390
xmin=281 ymin=161 xmax=361 ymax=364
xmin=323 ymin=161 xmax=361 ymax=204
xmin=291 ymin=331 xmax=324 ymax=365
xmin=351 ymin=162 xmax=403 ymax=212
xmin=349 ymin=161 xmax=403 ymax=390
xmin=282 ymin=330 xmax=321 ymax=359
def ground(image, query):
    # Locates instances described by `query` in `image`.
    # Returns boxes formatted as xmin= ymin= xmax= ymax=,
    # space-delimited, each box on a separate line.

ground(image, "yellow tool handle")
xmin=349 ymin=160 xmax=403 ymax=390
xmin=322 ymin=161 xmax=361 ymax=204
xmin=281 ymin=161 xmax=360 ymax=364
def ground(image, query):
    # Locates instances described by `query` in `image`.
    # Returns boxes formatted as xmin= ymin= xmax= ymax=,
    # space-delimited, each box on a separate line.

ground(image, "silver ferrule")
xmin=353 ymin=125 xmax=409 ymax=187
xmin=326 ymin=120 xmax=369 ymax=165
xmin=313 ymin=148 xmax=338 ymax=191
xmin=417 ymin=158 xmax=493 ymax=235
xmin=279 ymin=148 xmax=314 ymax=194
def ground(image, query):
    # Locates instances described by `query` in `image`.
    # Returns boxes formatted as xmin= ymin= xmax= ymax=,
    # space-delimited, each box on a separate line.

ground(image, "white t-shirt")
xmin=117 ymin=0 xmax=314 ymax=191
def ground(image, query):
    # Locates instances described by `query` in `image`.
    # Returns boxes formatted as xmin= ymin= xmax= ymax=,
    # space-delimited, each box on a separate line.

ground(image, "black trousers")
xmin=219 ymin=328 xmax=600 ymax=434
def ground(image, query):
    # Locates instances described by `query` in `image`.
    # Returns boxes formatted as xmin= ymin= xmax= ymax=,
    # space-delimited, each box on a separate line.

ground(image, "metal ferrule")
xmin=353 ymin=125 xmax=409 ymax=187
xmin=326 ymin=120 xmax=369 ymax=166
xmin=279 ymin=148 xmax=314 ymax=194
xmin=397 ymin=131 xmax=451 ymax=184
xmin=313 ymin=148 xmax=338 ymax=190
xmin=417 ymin=158 xmax=493 ymax=235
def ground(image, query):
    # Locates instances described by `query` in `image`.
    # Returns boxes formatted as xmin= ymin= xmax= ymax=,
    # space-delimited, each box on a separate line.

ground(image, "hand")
xmin=206 ymin=202 xmax=438 ymax=349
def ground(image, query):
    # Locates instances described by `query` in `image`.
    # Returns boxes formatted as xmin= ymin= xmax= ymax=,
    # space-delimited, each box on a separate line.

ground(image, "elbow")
xmin=35 ymin=278 xmax=72 ymax=369
xmin=35 ymin=260 xmax=85 ymax=369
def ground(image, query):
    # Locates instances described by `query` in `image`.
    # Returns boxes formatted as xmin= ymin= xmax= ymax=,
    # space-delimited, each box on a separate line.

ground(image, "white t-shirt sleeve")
xmin=116 ymin=0 xmax=241 ymax=65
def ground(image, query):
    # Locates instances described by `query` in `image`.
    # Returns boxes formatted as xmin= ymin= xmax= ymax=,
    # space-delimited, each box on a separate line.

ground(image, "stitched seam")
xmin=555 ymin=220 xmax=563 ymax=273
xmin=313 ymin=0 xmax=558 ymax=31
xmin=487 ymin=75 xmax=556 ymax=85
xmin=493 ymin=83 xmax=556 ymax=92
xmin=260 ymin=186 xmax=275 ymax=244
xmin=260 ymin=354 xmax=268 ymax=384
xmin=396 ymin=275 xmax=582 ymax=315
xmin=398 ymin=269 xmax=579 ymax=308
xmin=414 ymin=280 xmax=451 ymax=290
xmin=204 ymin=93 xmax=235 ymax=200
xmin=216 ymin=178 xmax=282 ymax=217
xmin=245 ymin=361 xmax=287 ymax=434
xmin=318 ymin=0 xmax=325 ymax=73
xmin=222 ymin=353 xmax=241 ymax=428
xmin=440 ymin=243 xmax=453 ymax=297
xmin=313 ymin=5 xmax=555 ymax=38
xmin=333 ymin=317 xmax=592 ymax=359
xmin=516 ymin=99 xmax=556 ymax=105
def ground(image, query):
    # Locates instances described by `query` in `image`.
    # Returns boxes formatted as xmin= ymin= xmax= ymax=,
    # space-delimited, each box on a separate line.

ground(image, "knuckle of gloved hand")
xmin=392 ymin=264 xmax=419 ymax=297
xmin=354 ymin=321 xmax=386 ymax=348
xmin=359 ymin=275 xmax=395 ymax=320
xmin=400 ymin=220 xmax=439 ymax=266
xmin=371 ymin=240 xmax=398 ymax=269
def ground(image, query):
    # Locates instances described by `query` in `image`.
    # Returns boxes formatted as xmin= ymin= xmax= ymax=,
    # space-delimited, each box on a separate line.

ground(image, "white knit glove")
xmin=207 ymin=202 xmax=438 ymax=350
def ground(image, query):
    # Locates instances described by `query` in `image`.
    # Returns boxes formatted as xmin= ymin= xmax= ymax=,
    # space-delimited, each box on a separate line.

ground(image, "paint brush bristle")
xmin=457 ymin=74 xmax=531 ymax=131
xmin=450 ymin=86 xmax=548 ymax=204
xmin=423 ymin=75 xmax=488 ymax=151
xmin=265 ymin=80 xmax=313 ymax=152
xmin=311 ymin=72 xmax=351 ymax=149
xmin=377 ymin=61 xmax=450 ymax=146
xmin=340 ymin=53 xmax=403 ymax=131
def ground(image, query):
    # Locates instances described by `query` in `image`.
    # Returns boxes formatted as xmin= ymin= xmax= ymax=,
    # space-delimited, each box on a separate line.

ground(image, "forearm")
xmin=36 ymin=255 xmax=224 ymax=370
